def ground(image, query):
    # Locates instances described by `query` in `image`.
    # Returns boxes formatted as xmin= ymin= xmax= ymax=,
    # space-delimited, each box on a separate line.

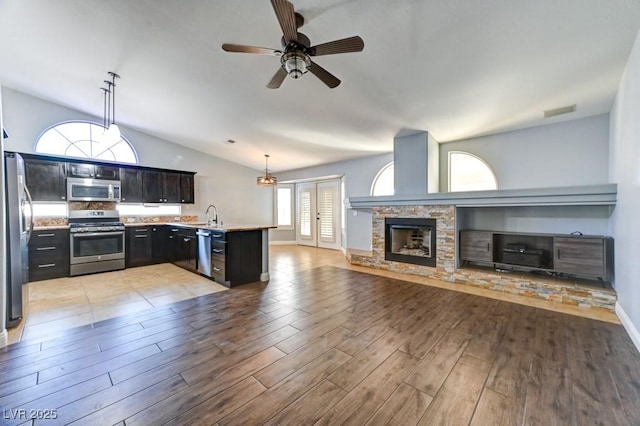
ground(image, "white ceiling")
xmin=1 ymin=0 xmax=640 ymax=172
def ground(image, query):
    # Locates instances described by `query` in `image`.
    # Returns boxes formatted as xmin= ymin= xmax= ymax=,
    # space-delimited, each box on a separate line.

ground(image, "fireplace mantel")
xmin=348 ymin=184 xmax=617 ymax=208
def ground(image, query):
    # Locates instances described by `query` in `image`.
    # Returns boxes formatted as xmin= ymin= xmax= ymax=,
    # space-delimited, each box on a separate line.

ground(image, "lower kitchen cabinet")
xmin=211 ymin=230 xmax=262 ymax=287
xmin=126 ymin=225 xmax=171 ymax=267
xmin=151 ymin=226 xmax=168 ymax=263
xmin=125 ymin=226 xmax=153 ymax=267
xmin=28 ymin=229 xmax=70 ymax=281
xmin=168 ymin=227 xmax=197 ymax=273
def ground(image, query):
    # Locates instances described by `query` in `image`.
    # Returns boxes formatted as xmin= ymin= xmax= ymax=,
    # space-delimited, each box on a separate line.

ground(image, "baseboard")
xmin=269 ymin=240 xmax=298 ymax=246
xmin=0 ymin=329 xmax=8 ymax=349
xmin=616 ymin=302 xmax=640 ymax=354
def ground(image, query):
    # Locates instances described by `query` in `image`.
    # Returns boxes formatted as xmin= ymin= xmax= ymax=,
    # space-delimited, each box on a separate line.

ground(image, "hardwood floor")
xmin=1 ymin=246 xmax=638 ymax=425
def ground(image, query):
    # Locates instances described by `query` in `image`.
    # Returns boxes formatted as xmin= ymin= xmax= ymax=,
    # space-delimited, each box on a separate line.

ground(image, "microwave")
xmin=67 ymin=178 xmax=121 ymax=202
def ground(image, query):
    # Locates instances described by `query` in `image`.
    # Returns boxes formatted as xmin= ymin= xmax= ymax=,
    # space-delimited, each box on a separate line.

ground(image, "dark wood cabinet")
xmin=125 ymin=226 xmax=153 ymax=267
xmin=151 ymin=226 xmax=168 ymax=263
xmin=18 ymin=152 xmax=195 ymax=204
xmin=459 ymin=231 xmax=492 ymax=263
xmin=142 ymin=170 xmax=163 ymax=203
xmin=163 ymin=172 xmax=181 ymax=203
xmin=459 ymin=230 xmax=613 ymax=281
xmin=28 ymin=229 xmax=69 ymax=281
xmin=167 ymin=226 xmax=197 ymax=272
xmin=211 ymin=230 xmax=262 ymax=287
xmin=67 ymin=163 xmax=119 ymax=180
xmin=180 ymin=174 xmax=195 ymax=204
xmin=126 ymin=225 xmax=171 ymax=267
xmin=24 ymin=159 xmax=66 ymax=201
xmin=120 ymin=168 xmax=143 ymax=203
xmin=142 ymin=171 xmax=185 ymax=203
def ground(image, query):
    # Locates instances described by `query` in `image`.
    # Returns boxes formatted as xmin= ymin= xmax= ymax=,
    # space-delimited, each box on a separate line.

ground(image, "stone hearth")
xmin=349 ymin=205 xmax=617 ymax=312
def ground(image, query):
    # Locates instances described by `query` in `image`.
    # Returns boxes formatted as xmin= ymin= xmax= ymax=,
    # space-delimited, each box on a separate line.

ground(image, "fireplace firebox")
xmin=385 ymin=218 xmax=437 ymax=267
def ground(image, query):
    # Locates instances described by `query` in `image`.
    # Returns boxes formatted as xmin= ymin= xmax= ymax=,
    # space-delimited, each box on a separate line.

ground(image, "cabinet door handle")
xmin=487 ymin=243 xmax=490 ymax=251
xmin=38 ymin=263 xmax=56 ymax=268
xmin=212 ymin=233 xmax=223 ymax=238
xmin=212 ymin=248 xmax=223 ymax=253
xmin=213 ymin=267 xmax=221 ymax=272
xmin=37 ymin=233 xmax=56 ymax=238
xmin=36 ymin=246 xmax=56 ymax=251
xmin=557 ymin=249 xmax=561 ymax=259
xmin=135 ymin=235 xmax=148 ymax=238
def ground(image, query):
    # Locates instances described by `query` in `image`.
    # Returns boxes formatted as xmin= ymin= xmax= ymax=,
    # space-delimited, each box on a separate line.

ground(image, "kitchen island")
xmin=166 ymin=223 xmax=276 ymax=287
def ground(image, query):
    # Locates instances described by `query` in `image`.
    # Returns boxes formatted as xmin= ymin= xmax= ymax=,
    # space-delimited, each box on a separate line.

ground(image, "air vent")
xmin=544 ymin=104 xmax=576 ymax=118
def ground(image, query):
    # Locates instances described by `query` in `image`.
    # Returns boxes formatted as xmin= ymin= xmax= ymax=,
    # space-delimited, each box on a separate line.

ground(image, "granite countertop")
xmin=165 ymin=222 xmax=276 ymax=232
xmin=33 ymin=222 xmax=276 ymax=232
xmin=32 ymin=225 xmax=70 ymax=230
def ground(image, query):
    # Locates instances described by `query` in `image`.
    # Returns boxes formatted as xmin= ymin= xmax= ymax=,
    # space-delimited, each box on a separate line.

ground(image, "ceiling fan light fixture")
xmin=282 ymin=51 xmax=310 ymax=79
xmin=257 ymin=154 xmax=278 ymax=186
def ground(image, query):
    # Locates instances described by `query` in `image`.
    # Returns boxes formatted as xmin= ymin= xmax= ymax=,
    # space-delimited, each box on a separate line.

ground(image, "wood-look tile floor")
xmin=1 ymin=246 xmax=639 ymax=425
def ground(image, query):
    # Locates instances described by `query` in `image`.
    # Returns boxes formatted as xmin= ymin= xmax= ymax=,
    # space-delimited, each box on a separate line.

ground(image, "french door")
xmin=296 ymin=180 xmax=341 ymax=250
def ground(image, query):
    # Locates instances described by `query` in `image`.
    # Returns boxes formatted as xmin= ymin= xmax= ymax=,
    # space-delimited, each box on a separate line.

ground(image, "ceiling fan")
xmin=222 ymin=0 xmax=364 ymax=89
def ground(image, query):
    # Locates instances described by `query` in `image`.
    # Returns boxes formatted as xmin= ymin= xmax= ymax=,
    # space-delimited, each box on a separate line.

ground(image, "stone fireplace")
xmin=348 ymin=203 xmax=617 ymax=313
xmin=385 ymin=217 xmax=437 ymax=267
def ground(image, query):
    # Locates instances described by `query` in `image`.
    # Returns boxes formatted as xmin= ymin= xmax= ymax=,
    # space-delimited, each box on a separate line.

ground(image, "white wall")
xmin=439 ymin=114 xmax=610 ymax=191
xmin=610 ymin=29 xmax=640 ymax=349
xmin=272 ymin=153 xmax=393 ymax=250
xmin=1 ymin=88 xmax=273 ymax=226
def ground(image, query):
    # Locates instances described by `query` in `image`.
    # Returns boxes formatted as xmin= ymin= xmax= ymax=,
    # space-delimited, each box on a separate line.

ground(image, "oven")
xmin=69 ymin=210 xmax=125 ymax=276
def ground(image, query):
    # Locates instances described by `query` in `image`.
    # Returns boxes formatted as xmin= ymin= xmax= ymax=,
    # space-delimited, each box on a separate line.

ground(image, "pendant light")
xmin=257 ymin=154 xmax=277 ymax=186
xmin=105 ymin=71 xmax=121 ymax=141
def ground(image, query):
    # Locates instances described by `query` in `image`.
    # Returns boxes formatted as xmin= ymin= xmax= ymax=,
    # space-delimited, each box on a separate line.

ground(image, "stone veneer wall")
xmin=349 ymin=205 xmax=617 ymax=312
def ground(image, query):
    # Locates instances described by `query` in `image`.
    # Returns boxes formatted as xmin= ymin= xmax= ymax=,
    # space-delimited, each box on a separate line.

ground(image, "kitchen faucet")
xmin=205 ymin=204 xmax=218 ymax=226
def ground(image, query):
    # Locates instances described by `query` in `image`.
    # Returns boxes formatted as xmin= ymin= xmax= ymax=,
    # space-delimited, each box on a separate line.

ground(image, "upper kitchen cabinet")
xmin=180 ymin=173 xmax=195 ymax=204
xmin=142 ymin=170 xmax=180 ymax=203
xmin=141 ymin=170 xmax=193 ymax=204
xmin=163 ymin=172 xmax=181 ymax=203
xmin=24 ymin=158 xmax=66 ymax=201
xmin=120 ymin=168 xmax=143 ymax=203
xmin=67 ymin=163 xmax=120 ymax=180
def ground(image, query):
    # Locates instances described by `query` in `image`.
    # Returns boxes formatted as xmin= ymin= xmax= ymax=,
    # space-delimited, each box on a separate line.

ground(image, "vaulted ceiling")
xmin=1 ymin=0 xmax=639 ymax=172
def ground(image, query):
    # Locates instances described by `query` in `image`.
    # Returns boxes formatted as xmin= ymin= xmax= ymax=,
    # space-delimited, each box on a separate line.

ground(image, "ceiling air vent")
xmin=544 ymin=104 xmax=576 ymax=118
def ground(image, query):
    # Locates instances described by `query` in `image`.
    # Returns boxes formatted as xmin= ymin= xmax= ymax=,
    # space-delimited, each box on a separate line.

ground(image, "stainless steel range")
xmin=69 ymin=210 xmax=125 ymax=276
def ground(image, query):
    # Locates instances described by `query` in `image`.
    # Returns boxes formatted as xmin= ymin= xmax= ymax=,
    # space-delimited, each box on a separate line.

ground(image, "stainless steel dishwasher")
xmin=196 ymin=229 xmax=212 ymax=277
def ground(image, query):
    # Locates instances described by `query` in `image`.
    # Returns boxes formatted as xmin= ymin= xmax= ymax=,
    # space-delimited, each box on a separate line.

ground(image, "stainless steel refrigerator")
xmin=4 ymin=152 xmax=33 ymax=327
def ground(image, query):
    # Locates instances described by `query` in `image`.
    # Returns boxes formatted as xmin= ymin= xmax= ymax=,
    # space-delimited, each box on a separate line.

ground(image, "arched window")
xmin=370 ymin=162 xmax=394 ymax=196
xmin=449 ymin=151 xmax=497 ymax=192
xmin=35 ymin=121 xmax=138 ymax=163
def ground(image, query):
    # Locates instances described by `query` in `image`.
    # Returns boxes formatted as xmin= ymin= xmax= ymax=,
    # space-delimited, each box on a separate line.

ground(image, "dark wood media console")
xmin=459 ymin=230 xmax=613 ymax=282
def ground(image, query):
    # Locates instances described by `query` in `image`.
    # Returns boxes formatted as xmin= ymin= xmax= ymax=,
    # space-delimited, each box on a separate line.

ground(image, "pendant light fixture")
xmin=257 ymin=154 xmax=277 ymax=186
xmin=100 ymin=71 xmax=121 ymax=143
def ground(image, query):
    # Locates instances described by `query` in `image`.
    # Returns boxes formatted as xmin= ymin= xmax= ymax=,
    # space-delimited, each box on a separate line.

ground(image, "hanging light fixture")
xmin=257 ymin=154 xmax=277 ymax=186
xmin=101 ymin=71 xmax=121 ymax=142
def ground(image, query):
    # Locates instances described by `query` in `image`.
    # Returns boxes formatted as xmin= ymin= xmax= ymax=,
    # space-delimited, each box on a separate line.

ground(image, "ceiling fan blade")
xmin=309 ymin=61 xmax=341 ymax=88
xmin=222 ymin=43 xmax=281 ymax=56
xmin=271 ymin=0 xmax=298 ymax=43
xmin=309 ymin=36 xmax=364 ymax=56
xmin=267 ymin=67 xmax=288 ymax=89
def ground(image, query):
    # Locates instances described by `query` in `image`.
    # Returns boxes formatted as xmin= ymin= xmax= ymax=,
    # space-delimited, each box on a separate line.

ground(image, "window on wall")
xmin=35 ymin=121 xmax=138 ymax=163
xmin=449 ymin=152 xmax=497 ymax=192
xmin=370 ymin=162 xmax=394 ymax=196
xmin=276 ymin=184 xmax=294 ymax=230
